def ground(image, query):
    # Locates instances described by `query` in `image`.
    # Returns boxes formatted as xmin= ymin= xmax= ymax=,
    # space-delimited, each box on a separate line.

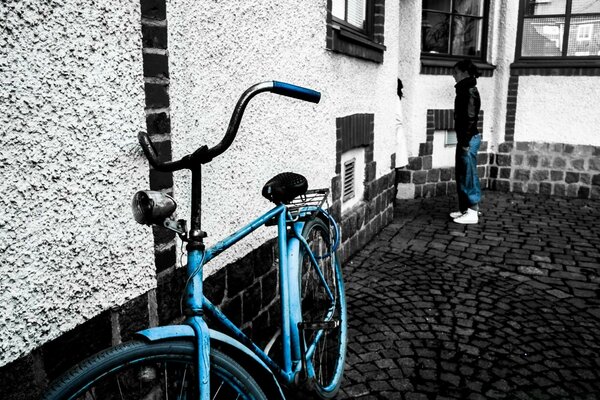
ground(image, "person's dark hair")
xmin=454 ymin=58 xmax=480 ymax=78
xmin=397 ymin=78 xmax=403 ymax=99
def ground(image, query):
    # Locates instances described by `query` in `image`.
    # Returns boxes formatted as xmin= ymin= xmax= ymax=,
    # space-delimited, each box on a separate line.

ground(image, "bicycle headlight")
xmin=132 ymin=190 xmax=177 ymax=225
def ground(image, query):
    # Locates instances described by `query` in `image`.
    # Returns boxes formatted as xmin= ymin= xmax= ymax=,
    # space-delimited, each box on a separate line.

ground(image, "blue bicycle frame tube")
xmin=182 ymin=203 xmax=342 ymax=390
xmin=277 ymin=209 xmax=293 ymax=375
xmin=199 ymin=204 xmax=298 ymax=383
xmin=185 ymin=250 xmax=211 ymax=400
xmin=202 ymin=204 xmax=286 ymax=264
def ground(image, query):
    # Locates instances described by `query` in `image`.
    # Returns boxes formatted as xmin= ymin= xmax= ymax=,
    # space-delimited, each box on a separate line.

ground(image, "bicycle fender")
xmin=135 ymin=325 xmax=286 ymax=399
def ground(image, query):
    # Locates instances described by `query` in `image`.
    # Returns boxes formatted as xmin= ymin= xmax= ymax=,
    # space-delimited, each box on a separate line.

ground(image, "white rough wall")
xmin=397 ymin=0 xmax=424 ymax=159
xmin=166 ymin=0 xmax=400 ymax=274
xmin=515 ymin=77 xmax=600 ymax=146
xmin=0 ymin=1 xmax=153 ymax=366
xmin=489 ymin=0 xmax=519 ymax=151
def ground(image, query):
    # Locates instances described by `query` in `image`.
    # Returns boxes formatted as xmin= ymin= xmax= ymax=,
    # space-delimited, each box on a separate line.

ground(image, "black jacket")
xmin=454 ymin=77 xmax=481 ymax=148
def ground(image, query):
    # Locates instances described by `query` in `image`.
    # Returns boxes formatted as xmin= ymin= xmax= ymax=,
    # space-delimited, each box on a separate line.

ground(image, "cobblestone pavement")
xmin=337 ymin=191 xmax=600 ymax=400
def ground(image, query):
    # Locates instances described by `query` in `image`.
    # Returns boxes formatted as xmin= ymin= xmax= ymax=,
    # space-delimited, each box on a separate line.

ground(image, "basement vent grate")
xmin=343 ymin=158 xmax=356 ymax=202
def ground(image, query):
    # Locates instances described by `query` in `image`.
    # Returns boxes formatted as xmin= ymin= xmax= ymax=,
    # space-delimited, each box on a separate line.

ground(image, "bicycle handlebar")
xmin=139 ymin=81 xmax=321 ymax=172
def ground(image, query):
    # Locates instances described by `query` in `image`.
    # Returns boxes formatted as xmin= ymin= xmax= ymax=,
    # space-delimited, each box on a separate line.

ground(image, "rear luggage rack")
xmin=287 ymin=188 xmax=329 ymax=218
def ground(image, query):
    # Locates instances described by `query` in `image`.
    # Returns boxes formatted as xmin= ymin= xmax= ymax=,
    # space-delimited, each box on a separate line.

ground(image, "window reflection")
xmin=520 ymin=0 xmax=600 ymax=57
xmin=421 ymin=0 xmax=485 ymax=57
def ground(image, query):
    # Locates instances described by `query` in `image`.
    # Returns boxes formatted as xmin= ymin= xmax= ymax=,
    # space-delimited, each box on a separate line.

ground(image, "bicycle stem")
xmin=188 ymin=164 xmax=207 ymax=249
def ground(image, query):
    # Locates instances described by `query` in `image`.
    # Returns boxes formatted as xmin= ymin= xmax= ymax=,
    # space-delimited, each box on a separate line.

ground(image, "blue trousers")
xmin=455 ymin=134 xmax=481 ymax=212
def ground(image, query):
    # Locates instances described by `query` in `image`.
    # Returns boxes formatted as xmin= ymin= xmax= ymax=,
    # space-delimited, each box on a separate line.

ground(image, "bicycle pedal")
xmin=298 ymin=320 xmax=339 ymax=330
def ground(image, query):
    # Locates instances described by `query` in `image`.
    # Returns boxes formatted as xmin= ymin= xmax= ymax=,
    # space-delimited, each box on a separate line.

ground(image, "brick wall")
xmin=331 ymin=114 xmax=396 ymax=263
xmin=396 ymin=109 xmax=490 ymax=199
xmin=140 ymin=0 xmax=178 ymax=274
xmin=491 ymin=142 xmax=600 ymax=199
xmin=490 ymin=73 xmax=600 ymax=200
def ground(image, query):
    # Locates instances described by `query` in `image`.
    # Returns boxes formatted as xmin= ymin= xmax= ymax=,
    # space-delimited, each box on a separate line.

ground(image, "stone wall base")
xmin=396 ymin=141 xmax=600 ymax=200
xmin=339 ymin=170 xmax=396 ymax=263
xmin=491 ymin=142 xmax=600 ymax=199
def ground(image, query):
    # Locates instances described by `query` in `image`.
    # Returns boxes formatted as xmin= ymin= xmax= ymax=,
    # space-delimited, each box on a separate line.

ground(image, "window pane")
xmin=452 ymin=16 xmax=483 ymax=55
xmin=423 ymin=0 xmax=450 ymax=12
xmin=422 ymin=11 xmax=450 ymax=53
xmin=332 ymin=0 xmax=345 ymax=20
xmin=347 ymin=0 xmax=366 ymax=29
xmin=521 ymin=17 xmax=564 ymax=56
xmin=571 ymin=0 xmax=600 ymax=14
xmin=524 ymin=0 xmax=567 ymax=16
xmin=567 ymin=15 xmax=600 ymax=55
xmin=454 ymin=0 xmax=484 ymax=16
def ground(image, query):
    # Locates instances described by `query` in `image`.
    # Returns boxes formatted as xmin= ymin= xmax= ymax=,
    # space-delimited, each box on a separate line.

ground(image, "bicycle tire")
xmin=299 ymin=215 xmax=347 ymax=398
xmin=43 ymin=340 xmax=267 ymax=400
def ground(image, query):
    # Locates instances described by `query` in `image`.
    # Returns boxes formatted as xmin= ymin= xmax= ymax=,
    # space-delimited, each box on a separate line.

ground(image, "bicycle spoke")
xmin=178 ymin=365 xmax=188 ymax=400
xmin=165 ymin=363 xmax=169 ymax=400
xmin=117 ymin=376 xmax=124 ymax=400
xmin=212 ymin=380 xmax=224 ymax=400
xmin=298 ymin=217 xmax=346 ymax=395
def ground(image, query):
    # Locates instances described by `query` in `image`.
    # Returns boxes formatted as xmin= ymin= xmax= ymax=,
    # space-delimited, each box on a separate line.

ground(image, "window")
xmin=518 ymin=0 xmax=600 ymax=59
xmin=445 ymin=130 xmax=458 ymax=146
xmin=327 ymin=0 xmax=386 ymax=63
xmin=421 ymin=0 xmax=489 ymax=59
xmin=332 ymin=0 xmax=367 ymax=31
xmin=577 ymin=23 xmax=593 ymax=40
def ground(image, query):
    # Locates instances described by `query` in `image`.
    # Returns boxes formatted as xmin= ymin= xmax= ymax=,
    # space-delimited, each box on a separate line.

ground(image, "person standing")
xmin=450 ymin=59 xmax=481 ymax=224
xmin=395 ymin=78 xmax=409 ymax=168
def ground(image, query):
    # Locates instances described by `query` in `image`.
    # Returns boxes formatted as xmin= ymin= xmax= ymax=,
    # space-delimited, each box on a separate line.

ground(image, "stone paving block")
xmin=337 ymin=192 xmax=600 ymax=400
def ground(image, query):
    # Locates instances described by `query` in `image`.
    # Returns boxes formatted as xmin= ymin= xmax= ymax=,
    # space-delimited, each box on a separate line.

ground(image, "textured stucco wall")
xmin=515 ymin=76 xmax=600 ymax=146
xmin=0 ymin=1 xmax=153 ymax=366
xmin=397 ymin=0 xmax=424 ymax=159
xmin=490 ymin=0 xmax=519 ymax=150
xmin=166 ymin=0 xmax=400 ymax=273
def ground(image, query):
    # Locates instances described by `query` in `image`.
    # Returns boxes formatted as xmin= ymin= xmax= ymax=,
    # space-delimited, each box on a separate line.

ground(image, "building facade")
xmin=1 ymin=0 xmax=599 ymax=397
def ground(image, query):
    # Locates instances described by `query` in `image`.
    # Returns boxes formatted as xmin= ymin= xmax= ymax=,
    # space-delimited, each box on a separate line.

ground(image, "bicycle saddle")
xmin=262 ymin=172 xmax=308 ymax=204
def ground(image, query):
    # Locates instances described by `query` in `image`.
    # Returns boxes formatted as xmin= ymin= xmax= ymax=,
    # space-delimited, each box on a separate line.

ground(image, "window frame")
xmin=332 ymin=0 xmax=371 ymax=35
xmin=515 ymin=0 xmax=600 ymax=64
xmin=420 ymin=0 xmax=491 ymax=62
xmin=327 ymin=0 xmax=386 ymax=63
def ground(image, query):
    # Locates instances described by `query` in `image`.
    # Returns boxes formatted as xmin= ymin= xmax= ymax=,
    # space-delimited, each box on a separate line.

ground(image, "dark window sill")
xmin=420 ymin=55 xmax=496 ymax=77
xmin=327 ymin=23 xmax=386 ymax=63
xmin=511 ymin=60 xmax=600 ymax=76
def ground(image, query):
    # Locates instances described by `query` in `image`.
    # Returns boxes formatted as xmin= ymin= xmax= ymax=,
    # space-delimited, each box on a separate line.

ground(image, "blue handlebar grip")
xmin=272 ymin=81 xmax=321 ymax=104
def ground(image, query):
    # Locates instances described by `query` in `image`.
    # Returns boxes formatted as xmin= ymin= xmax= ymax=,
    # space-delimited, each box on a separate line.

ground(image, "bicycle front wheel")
xmin=299 ymin=215 xmax=347 ymax=398
xmin=43 ymin=340 xmax=267 ymax=400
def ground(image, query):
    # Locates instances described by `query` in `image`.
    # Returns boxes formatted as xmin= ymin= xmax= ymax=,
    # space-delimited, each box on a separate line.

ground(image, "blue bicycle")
xmin=44 ymin=81 xmax=347 ymax=400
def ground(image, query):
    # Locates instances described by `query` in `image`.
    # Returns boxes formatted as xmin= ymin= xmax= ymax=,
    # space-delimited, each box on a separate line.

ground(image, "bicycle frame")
xmin=134 ymin=81 xmax=334 ymax=399
xmin=145 ymin=203 xmax=340 ymax=398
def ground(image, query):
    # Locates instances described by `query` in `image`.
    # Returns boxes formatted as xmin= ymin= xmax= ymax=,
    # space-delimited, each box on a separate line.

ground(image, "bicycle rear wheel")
xmin=299 ymin=215 xmax=347 ymax=398
xmin=43 ymin=340 xmax=267 ymax=400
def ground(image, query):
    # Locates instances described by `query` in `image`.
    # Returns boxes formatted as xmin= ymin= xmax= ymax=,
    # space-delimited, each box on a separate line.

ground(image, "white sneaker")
xmin=450 ymin=210 xmax=482 ymax=219
xmin=453 ymin=208 xmax=478 ymax=224
xmin=449 ymin=211 xmax=464 ymax=219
